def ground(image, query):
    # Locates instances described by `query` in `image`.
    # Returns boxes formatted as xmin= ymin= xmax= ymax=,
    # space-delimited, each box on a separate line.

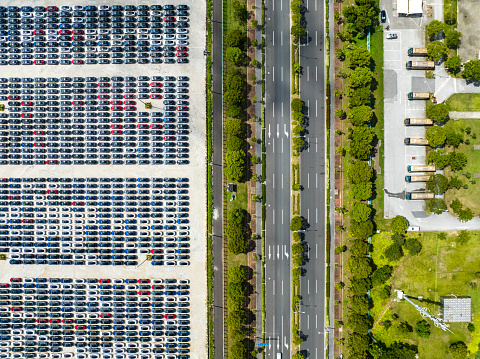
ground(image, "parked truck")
xmin=406 ymin=61 xmax=435 ymax=70
xmin=408 ymin=92 xmax=430 ymax=100
xmin=407 ymin=165 xmax=436 ymax=172
xmin=405 ymin=192 xmax=435 ymax=200
xmin=404 ymin=118 xmax=433 ymax=125
xmin=405 ymin=175 xmax=431 ymax=182
xmin=407 ymin=48 xmax=428 ymax=56
xmin=404 ymin=138 xmax=428 ymax=145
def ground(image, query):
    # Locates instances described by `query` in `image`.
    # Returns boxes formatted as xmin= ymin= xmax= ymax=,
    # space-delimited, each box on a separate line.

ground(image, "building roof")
xmin=398 ymin=0 xmax=423 ymax=15
xmin=441 ymin=297 xmax=471 ymax=322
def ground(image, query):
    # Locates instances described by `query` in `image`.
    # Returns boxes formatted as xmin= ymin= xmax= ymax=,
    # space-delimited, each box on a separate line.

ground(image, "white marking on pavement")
xmin=281 ymin=102 xmax=283 ymax=117
xmin=316 ymin=66 xmax=317 ymax=82
xmin=281 ymin=66 xmax=283 ymax=82
xmin=307 ymin=66 xmax=309 ymax=81
xmin=277 ymin=246 xmax=280 ymax=259
xmin=272 ymin=66 xmax=274 ymax=82
xmin=307 ymin=100 xmax=309 ymax=115
xmin=307 ymin=243 xmax=310 ymax=259
xmin=284 ymin=124 xmax=288 ymax=137
xmin=315 ymin=99 xmax=318 ymax=117
xmin=272 ymin=173 xmax=275 ymax=188
xmin=277 ymin=124 xmax=279 ymax=138
xmin=308 ymin=314 xmax=310 ymax=329
xmin=281 ymin=316 xmax=284 ymax=349
xmin=316 ymin=314 xmax=318 ymax=327
xmin=280 ymin=31 xmax=283 ymax=46
xmin=316 ymin=173 xmax=318 ymax=188
xmin=268 ymin=245 xmax=271 ymax=259
xmin=281 ymin=137 xmax=283 ymax=153
xmin=281 ymin=0 xmax=283 ymax=11
xmin=281 ymin=280 xmax=284 ymax=295
xmin=307 ymin=173 xmax=310 ymax=188
xmin=315 ymin=0 xmax=317 ymax=11
xmin=307 ymin=208 xmax=310 ymax=222
xmin=316 ymin=280 xmax=318 ymax=294
xmin=273 ymin=102 xmax=275 ymax=117
xmin=272 ymin=138 xmax=275 ymax=153
xmin=307 ymin=279 xmax=310 ymax=294
xmin=316 ymin=244 xmax=318 ymax=258
xmin=272 ymin=209 xmax=275 ymax=224
xmin=316 ymin=208 xmax=318 ymax=223
xmin=281 ymin=209 xmax=284 ymax=224
xmin=268 ymin=124 xmax=271 ymax=138
xmin=316 ymin=31 xmax=317 ymax=46
xmin=272 ymin=31 xmax=274 ymax=46
xmin=281 ymin=174 xmax=283 ymax=188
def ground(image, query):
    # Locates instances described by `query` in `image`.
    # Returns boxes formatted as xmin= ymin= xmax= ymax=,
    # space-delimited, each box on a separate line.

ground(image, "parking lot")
xmin=0 ymin=0 xmax=207 ymax=358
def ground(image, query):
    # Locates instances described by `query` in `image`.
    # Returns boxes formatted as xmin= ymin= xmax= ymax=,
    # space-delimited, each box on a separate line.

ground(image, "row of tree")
xmin=425 ymin=20 xmax=463 ymax=75
xmin=226 ymin=266 xmax=248 ymax=359
xmin=225 ymin=117 xmax=246 ymax=182
xmin=226 ymin=208 xmax=248 ymax=255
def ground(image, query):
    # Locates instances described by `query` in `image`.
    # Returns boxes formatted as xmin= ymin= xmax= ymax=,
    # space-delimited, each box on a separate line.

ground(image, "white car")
xmin=99 ymin=5 xmax=110 ymax=11
xmin=176 ymin=34 xmax=189 ymax=40
xmin=61 ymin=6 xmax=72 ymax=11
xmin=85 ymin=29 xmax=97 ymax=35
xmin=176 ymin=29 xmax=189 ymax=34
xmin=386 ymin=33 xmax=398 ymax=39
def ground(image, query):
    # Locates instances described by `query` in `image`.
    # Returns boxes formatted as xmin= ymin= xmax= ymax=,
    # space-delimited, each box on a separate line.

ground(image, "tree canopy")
xmin=348 ymin=47 xmax=372 ymax=68
xmin=225 ymin=118 xmax=243 ymax=136
xmin=449 ymin=341 xmax=468 ymax=359
xmin=350 ymin=219 xmax=374 ymax=239
xmin=348 ymin=125 xmax=375 ymax=160
xmin=426 ymin=20 xmax=445 ymax=38
xmin=350 ymin=181 xmax=373 ymax=201
xmin=290 ymin=216 xmax=304 ymax=231
xmin=426 ymin=174 xmax=449 ymax=194
xmin=349 ymin=67 xmax=373 ymax=88
xmin=226 ymin=29 xmax=245 ymax=48
xmin=226 ymin=47 xmax=243 ymax=65
xmin=445 ymin=55 xmax=463 ymax=75
xmin=426 ymin=103 xmax=449 ymax=123
xmin=226 ymin=135 xmax=244 ymax=151
xmin=463 ymin=60 xmax=480 ymax=82
xmin=347 ymin=256 xmax=373 ymax=278
xmin=390 ymin=215 xmax=409 ymax=234
xmin=446 ymin=29 xmax=462 ymax=49
xmin=347 ymin=161 xmax=373 ymax=184
xmin=427 ymin=41 xmax=448 ymax=61
xmin=349 ymin=105 xmax=373 ymax=126
xmin=427 ymin=198 xmax=447 ymax=214
xmin=426 ymin=126 xmax=447 ymax=147
xmin=349 ymin=202 xmax=372 ymax=222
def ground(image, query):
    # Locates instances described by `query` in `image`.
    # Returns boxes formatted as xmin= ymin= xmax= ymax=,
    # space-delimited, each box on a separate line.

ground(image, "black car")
xmin=380 ymin=10 xmax=386 ymax=23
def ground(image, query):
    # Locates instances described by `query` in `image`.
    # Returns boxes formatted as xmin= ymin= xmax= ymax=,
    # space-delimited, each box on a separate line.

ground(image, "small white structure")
xmin=441 ymin=297 xmax=471 ymax=323
xmin=398 ymin=0 xmax=423 ymax=16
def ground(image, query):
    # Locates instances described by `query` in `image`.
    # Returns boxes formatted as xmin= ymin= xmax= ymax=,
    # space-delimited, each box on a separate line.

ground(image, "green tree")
xmin=226 ymin=136 xmax=243 ymax=151
xmin=390 ymin=215 xmax=409 ymax=235
xmin=449 ymin=341 xmax=468 ymax=359
xmin=349 ymin=295 xmax=369 ymax=314
xmin=232 ymin=0 xmax=247 ymax=23
xmin=379 ymin=285 xmax=391 ymax=300
xmin=404 ymin=237 xmax=422 ymax=255
xmin=371 ymin=265 xmax=393 ymax=287
xmin=446 ymin=129 xmax=463 ymax=148
xmin=445 ymin=55 xmax=463 ymax=75
xmin=291 ymin=24 xmax=306 ymax=43
xmin=426 ymin=126 xmax=446 ymax=147
xmin=225 ymin=118 xmax=243 ymax=136
xmin=446 ymin=29 xmax=462 ymax=49
xmin=349 ymin=67 xmax=373 ymax=88
xmin=349 ymin=202 xmax=372 ymax=222
xmin=427 ymin=198 xmax=447 ymax=214
xmin=227 ymin=228 xmax=246 ymax=254
xmin=427 ymin=41 xmax=448 ymax=61
xmin=343 ymin=1 xmax=376 ymax=33
xmin=349 ymin=220 xmax=374 ymax=239
xmin=227 ymin=310 xmax=246 ymax=331
xmin=290 ymin=216 xmax=304 ymax=231
xmin=458 ymin=208 xmax=474 ymax=223
xmin=347 ymin=333 xmax=369 ymax=357
xmin=349 ymin=240 xmax=368 ymax=257
xmin=227 ymin=208 xmax=247 ymax=226
xmin=350 ymin=181 xmax=373 ymax=201
xmin=348 ymin=161 xmax=373 ymax=184
xmin=348 ymin=86 xmax=371 ymax=107
xmin=381 ymin=341 xmax=418 ymax=359
xmin=348 ymin=277 xmax=372 ymax=294
xmin=291 ymin=98 xmax=303 ymax=112
xmin=346 ymin=313 xmax=370 ymax=334
xmin=463 ymin=60 xmax=480 ymax=82
xmin=226 ymin=47 xmax=243 ymax=65
xmin=225 ymin=150 xmax=245 ymax=182
xmin=384 ymin=242 xmax=403 ymax=262
xmin=348 ymin=47 xmax=371 ymax=68
xmin=426 ymin=103 xmax=449 ymax=123
xmin=449 ymin=177 xmax=463 ymax=189
xmin=227 ymin=266 xmax=245 ymax=284
xmin=347 ymin=256 xmax=373 ymax=278
xmin=348 ymin=105 xmax=373 ymax=126
xmin=426 ymin=149 xmax=450 ymax=169
xmin=468 ymin=323 xmax=475 ymax=333
xmin=348 ymin=125 xmax=375 ymax=160
xmin=225 ymin=71 xmax=245 ymax=106
xmin=449 ymin=152 xmax=468 ymax=171
xmin=426 ymin=20 xmax=445 ymax=38
xmin=292 ymin=136 xmax=305 ymax=152
xmin=226 ymin=105 xmax=242 ymax=119
xmin=230 ymin=341 xmax=247 ymax=359
xmin=227 ymin=281 xmax=246 ymax=300
xmin=457 ymin=230 xmax=470 ymax=244
xmin=451 ymin=199 xmax=463 ymax=214
xmin=426 ymin=174 xmax=449 ymax=194
xmin=226 ymin=29 xmax=245 ymax=48
xmin=292 ymin=242 xmax=304 ymax=256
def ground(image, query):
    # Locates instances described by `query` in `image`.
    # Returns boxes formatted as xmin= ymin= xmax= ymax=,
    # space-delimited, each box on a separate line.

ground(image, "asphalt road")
xmin=298 ymin=0 xmax=327 ymax=357
xmin=211 ymin=0 xmax=225 ymax=355
xmin=264 ymin=0 xmax=293 ymax=356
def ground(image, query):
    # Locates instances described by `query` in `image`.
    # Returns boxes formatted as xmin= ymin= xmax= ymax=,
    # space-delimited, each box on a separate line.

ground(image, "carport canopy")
xmin=397 ymin=0 xmax=423 ymax=15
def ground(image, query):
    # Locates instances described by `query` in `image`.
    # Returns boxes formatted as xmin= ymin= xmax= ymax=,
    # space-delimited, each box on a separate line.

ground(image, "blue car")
xmin=33 ymin=42 xmax=45 ymax=47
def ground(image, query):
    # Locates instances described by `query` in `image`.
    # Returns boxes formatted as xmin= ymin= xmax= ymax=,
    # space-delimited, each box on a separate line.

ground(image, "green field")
xmin=371 ymin=231 xmax=480 ymax=358
xmin=446 ymin=93 xmax=480 ymax=111
xmin=443 ymin=118 xmax=480 ymax=214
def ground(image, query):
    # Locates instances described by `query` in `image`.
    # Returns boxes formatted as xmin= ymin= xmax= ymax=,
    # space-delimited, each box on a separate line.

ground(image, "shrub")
xmin=390 ymin=215 xmax=409 ymax=235
xmin=384 ymin=242 xmax=403 ymax=262
xmin=415 ymin=320 xmax=431 ymax=338
xmin=404 ymin=237 xmax=422 ymax=255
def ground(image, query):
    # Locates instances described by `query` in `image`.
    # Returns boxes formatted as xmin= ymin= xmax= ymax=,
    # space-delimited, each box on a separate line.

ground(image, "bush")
xmin=404 ymin=237 xmax=422 ymax=255
xmin=348 ymin=105 xmax=373 ymax=126
xmin=225 ymin=118 xmax=243 ymax=136
xmin=350 ymin=181 xmax=373 ymax=201
xmin=226 ymin=136 xmax=243 ymax=151
xmin=384 ymin=242 xmax=403 ymax=262
xmin=468 ymin=323 xmax=475 ymax=333
xmin=350 ymin=220 xmax=374 ymax=239
xmin=225 ymin=150 xmax=245 ymax=182
xmin=226 ymin=29 xmax=245 ymax=48
xmin=426 ymin=126 xmax=446 ymax=147
xmin=415 ymin=320 xmax=431 ymax=338
xmin=226 ymin=47 xmax=243 ymax=65
xmin=350 ymin=240 xmax=368 ymax=257
xmin=426 ymin=174 xmax=449 ymax=194
xmin=290 ymin=216 xmax=304 ymax=231
xmin=226 ymin=105 xmax=242 ymax=118
xmin=347 ymin=256 xmax=373 ymax=278
xmin=426 ymin=103 xmax=449 ymax=123
xmin=348 ymin=161 xmax=373 ymax=184
xmin=390 ymin=215 xmax=409 ymax=235
xmin=349 ymin=202 xmax=372 ymax=222
xmin=379 ymin=285 xmax=391 ymax=300
xmin=449 ymin=342 xmax=468 ymax=359
xmin=371 ymin=265 xmax=393 ymax=287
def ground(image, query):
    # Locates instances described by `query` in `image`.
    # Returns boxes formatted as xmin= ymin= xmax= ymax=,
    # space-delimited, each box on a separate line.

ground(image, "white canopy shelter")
xmin=397 ymin=0 xmax=423 ymax=15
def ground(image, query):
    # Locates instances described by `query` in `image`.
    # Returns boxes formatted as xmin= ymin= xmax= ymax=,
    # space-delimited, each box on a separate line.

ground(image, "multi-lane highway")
xmin=298 ymin=0 xmax=327 ymax=357
xmin=264 ymin=0 xmax=292 ymax=356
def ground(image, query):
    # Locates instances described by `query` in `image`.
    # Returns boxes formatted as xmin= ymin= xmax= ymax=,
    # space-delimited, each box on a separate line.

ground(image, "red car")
xmin=123 ymin=94 xmax=135 ymax=99
xmin=72 ymin=35 xmax=84 ymax=41
xmin=98 ymin=94 xmax=110 ymax=99
xmin=164 ymin=16 xmax=176 ymax=22
xmin=111 ymin=106 xmax=122 ymax=111
xmin=37 ymin=318 xmax=48 ymax=323
xmin=164 ymin=136 xmax=176 ymax=141
xmin=175 ymin=46 xmax=188 ymax=52
xmin=0 ymin=179 xmax=6 ymax=182
xmin=34 ymin=143 xmax=45 ymax=147
xmin=176 ymin=52 xmax=188 ymax=57
xmin=137 ymin=124 xmax=149 ymax=129
xmin=8 ymin=95 xmax=19 ymax=100
xmin=99 ymin=279 xmax=111 ymax=284
xmin=110 ymin=100 xmax=122 ymax=105
xmin=59 ymin=30 xmax=71 ymax=35
xmin=8 ymin=196 xmax=19 ymax=200
xmin=73 ymin=29 xmax=84 ymax=35
xmin=100 ymin=313 xmax=111 ymax=318
xmin=72 ymin=101 xmax=84 ymax=105
xmin=46 ymin=6 xmax=58 ymax=11
xmin=150 ymin=124 xmax=162 ymax=129
xmin=151 ymin=249 xmax=163 ymax=254
xmin=34 ymin=30 xmax=45 ymax=35
xmin=177 ymin=106 xmax=189 ymax=111
xmin=150 ymin=94 xmax=162 ymax=99
xmin=72 ymin=59 xmax=83 ymax=65
xmin=9 ymin=278 xmax=21 ymax=283
xmin=152 ymin=285 xmax=164 ymax=290
xmin=164 ymin=314 xmax=176 ymax=319
xmin=46 ymin=190 xmax=57 ymax=194
xmin=10 ymin=307 xmax=22 ymax=312
xmin=75 ymin=325 xmax=86 ymax=330
xmin=21 ymin=113 xmax=33 ymax=118
xmin=46 ymin=160 xmax=57 ymax=165
xmin=0 ymin=284 xmax=8 ymax=288
xmin=111 ymin=130 xmax=123 ymax=135
xmin=72 ymin=202 xmax=84 ymax=206
xmin=138 ymin=279 xmax=150 ymax=284
xmin=124 ymin=106 xmax=136 ymax=111
xmin=21 ymin=101 xmax=33 ymax=106
xmin=138 ymin=291 xmax=150 ymax=295
xmin=150 ymin=82 xmax=162 ymax=87
xmin=124 ymin=100 xmax=136 ymax=105
xmin=111 ymin=124 xmax=122 ymax=129
xmin=62 ymin=319 xmax=73 ymax=324
xmin=34 ymin=60 xmax=45 ymax=65
xmin=33 ymin=130 xmax=45 ymax=135
xmin=49 ymin=319 xmax=60 ymax=324
xmin=22 ymin=219 xmax=34 ymax=223
xmin=98 ymin=83 xmax=110 ymax=87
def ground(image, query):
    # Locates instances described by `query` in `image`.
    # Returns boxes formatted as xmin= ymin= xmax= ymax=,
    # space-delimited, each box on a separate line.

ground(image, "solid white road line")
xmin=281 ymin=173 xmax=283 ymax=188
xmin=316 ymin=280 xmax=318 ymax=294
xmin=272 ymin=209 xmax=275 ymax=224
xmin=315 ymin=99 xmax=318 ymax=116
xmin=281 ymin=209 xmax=284 ymax=224
xmin=316 ymin=66 xmax=317 ymax=82
xmin=272 ymin=173 xmax=275 ymax=188
xmin=316 ymin=208 xmax=318 ymax=223
xmin=307 ymin=208 xmax=310 ymax=222
xmin=307 ymin=173 xmax=310 ymax=188
xmin=308 ymin=314 xmax=310 ymax=329
xmin=307 ymin=66 xmax=309 ymax=81
xmin=281 ymin=66 xmax=283 ymax=82
xmin=272 ymin=66 xmax=274 ymax=82
xmin=280 ymin=31 xmax=283 ymax=46
xmin=281 ymin=280 xmax=284 ymax=295
xmin=272 ymin=138 xmax=275 ymax=153
xmin=277 ymin=124 xmax=279 ymax=138
xmin=316 ymin=244 xmax=318 ymax=258
xmin=316 ymin=173 xmax=318 ymax=188
xmin=316 ymin=31 xmax=317 ymax=46
xmin=272 ymin=31 xmax=274 ymax=46
xmin=307 ymin=279 xmax=310 ymax=294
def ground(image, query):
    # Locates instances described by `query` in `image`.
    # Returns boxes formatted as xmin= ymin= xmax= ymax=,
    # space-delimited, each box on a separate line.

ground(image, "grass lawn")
xmin=443 ymin=119 xmax=480 ymax=214
xmin=371 ymin=231 xmax=480 ymax=358
xmin=446 ymin=94 xmax=480 ymax=111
